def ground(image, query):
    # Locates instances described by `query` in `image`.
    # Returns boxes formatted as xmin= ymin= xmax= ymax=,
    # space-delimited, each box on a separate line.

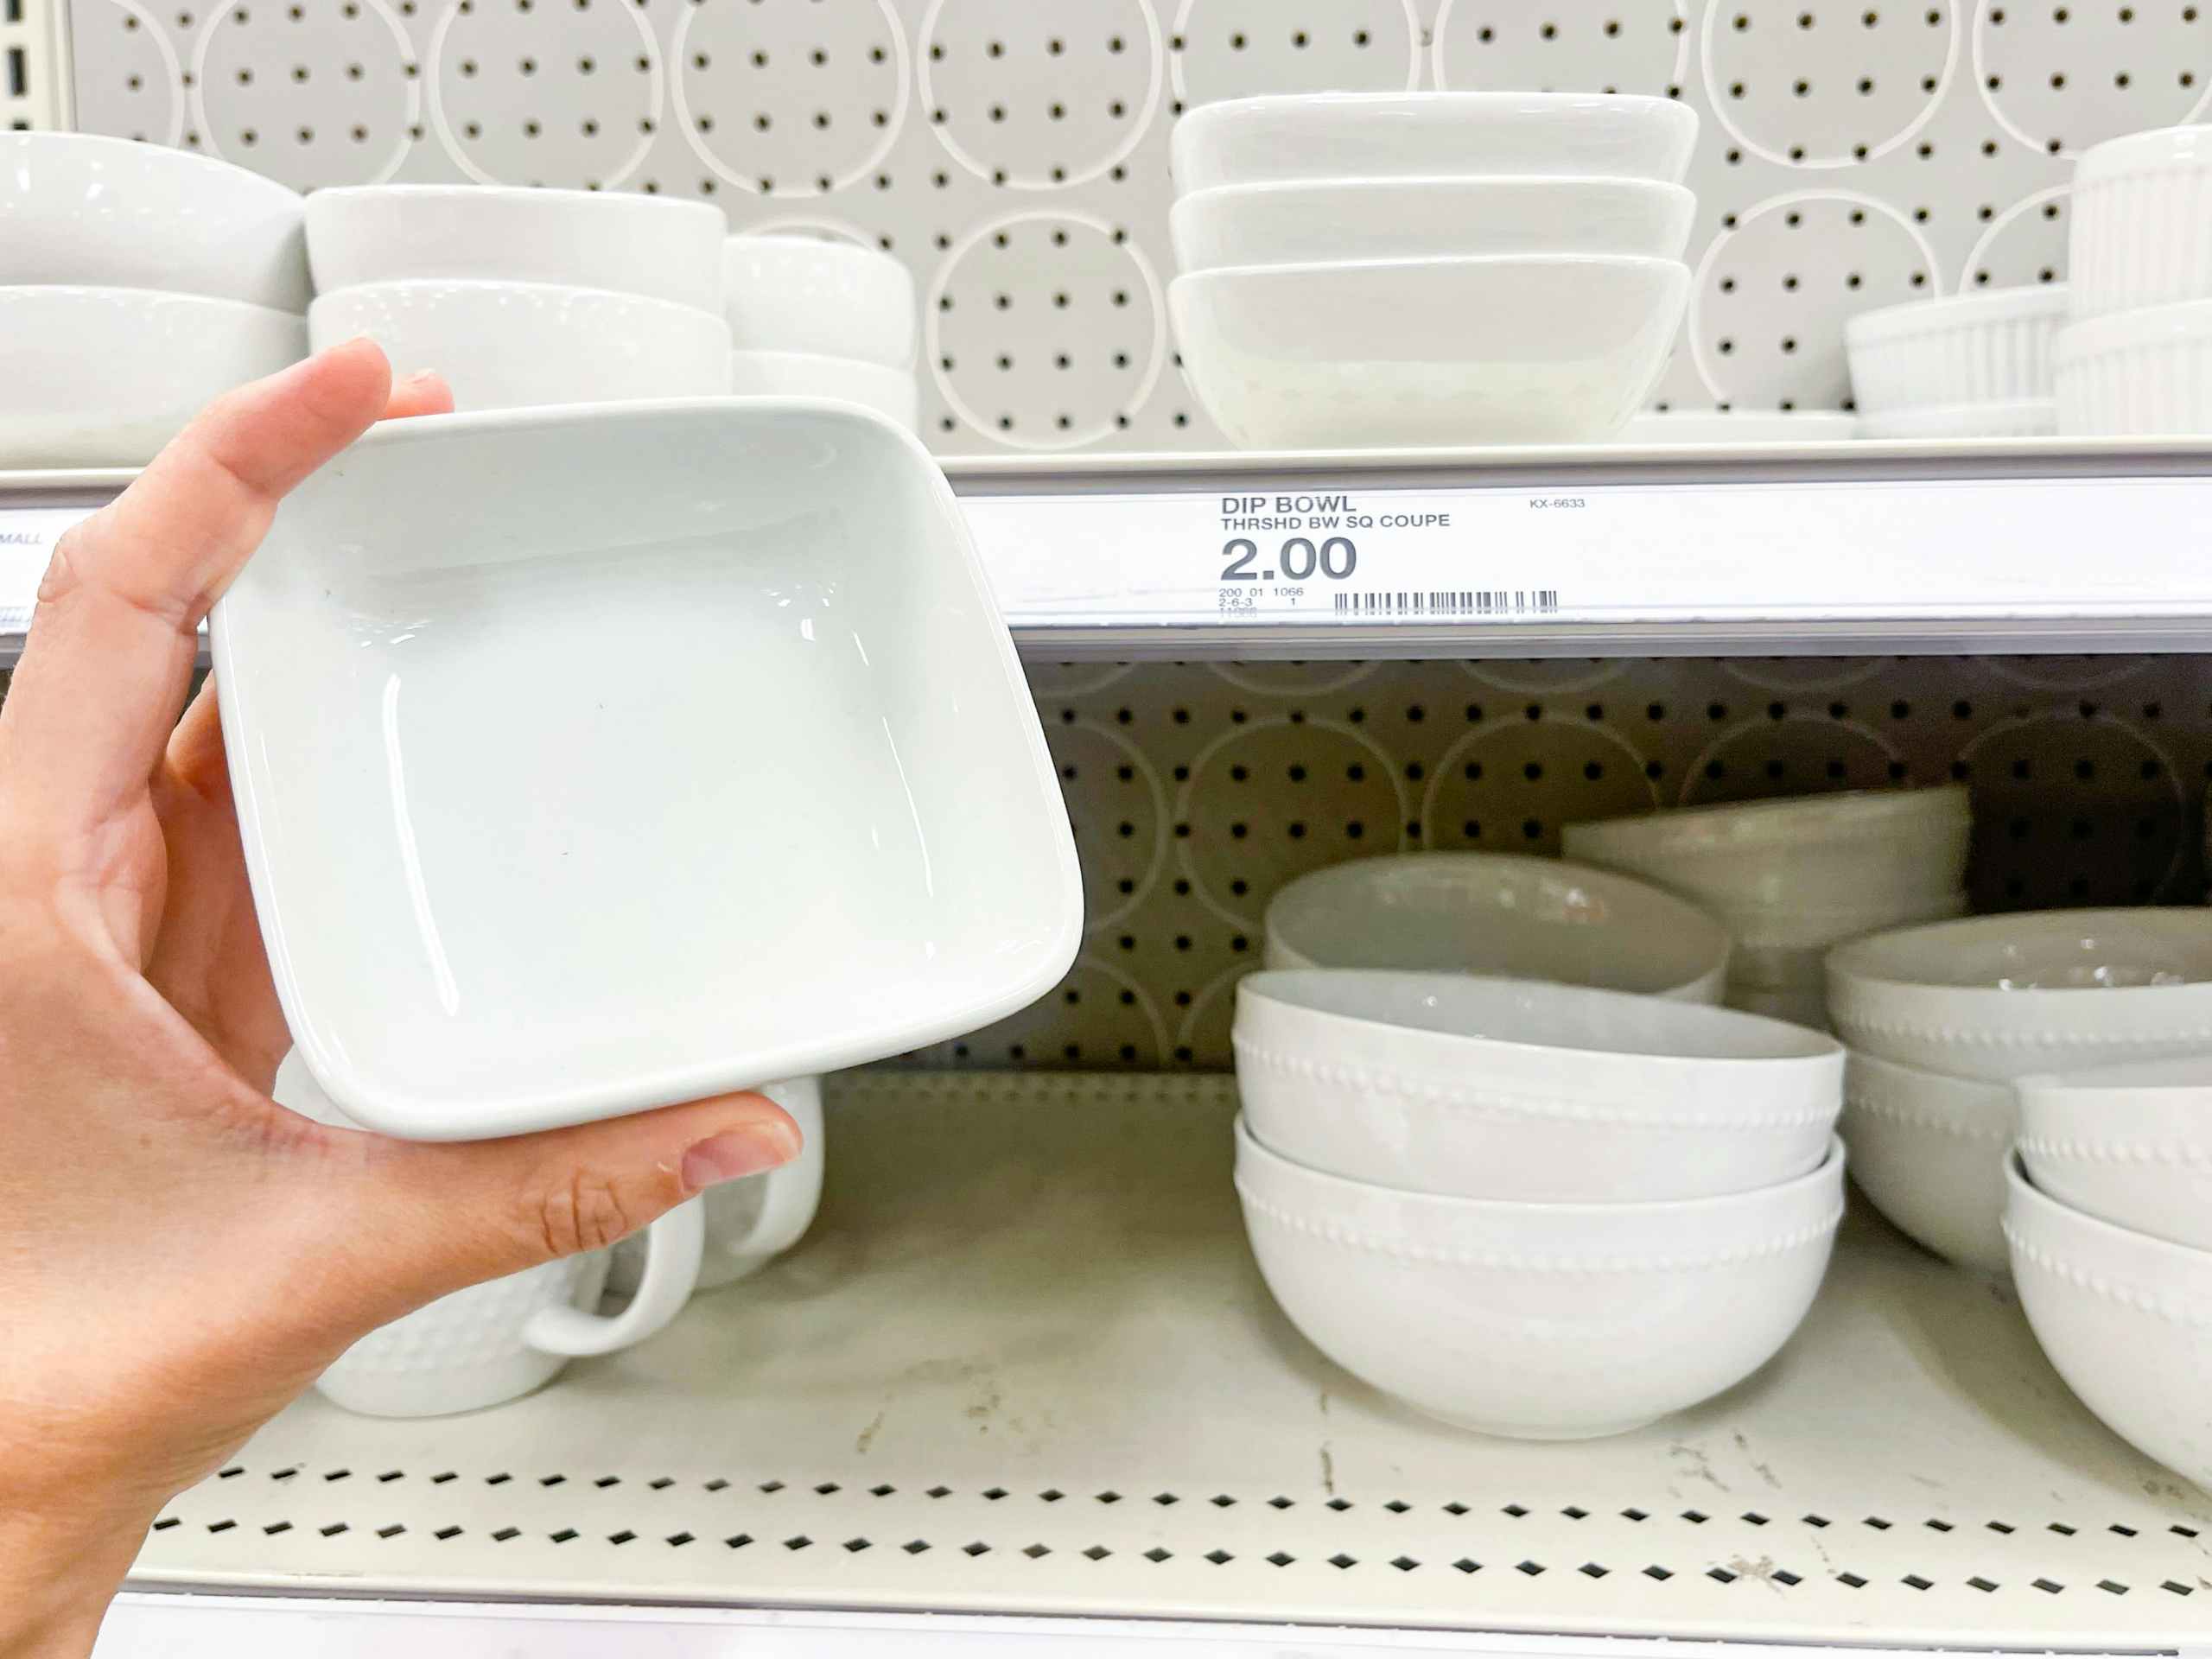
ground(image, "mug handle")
xmin=717 ymin=1084 xmax=825 ymax=1262
xmin=523 ymin=1200 xmax=704 ymax=1357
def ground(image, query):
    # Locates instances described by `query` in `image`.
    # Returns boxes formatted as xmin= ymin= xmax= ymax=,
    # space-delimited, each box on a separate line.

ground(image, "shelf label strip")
xmin=0 ymin=506 xmax=92 ymax=635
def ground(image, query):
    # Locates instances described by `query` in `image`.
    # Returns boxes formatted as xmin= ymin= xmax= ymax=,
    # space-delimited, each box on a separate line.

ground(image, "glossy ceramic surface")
xmin=1234 ymin=970 xmax=1841 ymax=1203
xmin=1262 ymin=852 xmax=1730 ymax=1003
xmin=1170 ymin=93 xmax=1700 ymax=192
xmin=2004 ymin=1154 xmax=2212 ymax=1492
xmin=722 ymin=235 xmax=918 ymax=368
xmin=1840 ymin=1050 xmax=2015 ymax=1275
xmin=1168 ymin=175 xmax=1695 ymax=271
xmin=0 ymin=131 xmax=308 ymax=310
xmin=1235 ymin=1117 xmax=1845 ymax=1440
xmin=308 ymin=280 xmax=732 ymax=410
xmin=1172 ymin=255 xmax=1688 ymax=448
xmin=1843 ymin=284 xmax=2069 ymax=414
xmin=2070 ymin=125 xmax=2212 ymax=321
xmin=2056 ymin=298 xmax=2212 ymax=436
xmin=1827 ymin=910 xmax=2212 ymax=1081
xmin=1856 ymin=397 xmax=2058 ymax=438
xmin=215 ymin=401 xmax=1082 ymax=1141
xmin=0 ymin=286 xmax=304 ymax=467
xmin=728 ymin=349 xmax=919 ymax=431
xmin=2018 ymin=1054 xmax=2212 ymax=1253
xmin=306 ymin=185 xmax=725 ymax=315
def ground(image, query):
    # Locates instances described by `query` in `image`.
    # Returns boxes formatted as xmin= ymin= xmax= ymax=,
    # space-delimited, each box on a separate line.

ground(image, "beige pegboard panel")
xmin=5 ymin=0 xmax=71 ymax=129
xmin=894 ymin=655 xmax=2212 ymax=1070
xmin=57 ymin=0 xmax=2207 ymax=442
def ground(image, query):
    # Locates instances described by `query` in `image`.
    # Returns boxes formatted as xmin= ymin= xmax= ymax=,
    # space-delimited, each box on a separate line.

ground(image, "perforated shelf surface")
xmin=131 ymin=1072 xmax=2212 ymax=1647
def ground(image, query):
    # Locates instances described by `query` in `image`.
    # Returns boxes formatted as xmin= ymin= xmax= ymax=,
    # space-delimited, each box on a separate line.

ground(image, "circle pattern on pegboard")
xmin=193 ymin=0 xmax=417 ymax=189
xmin=1974 ymin=0 xmax=2211 ymax=158
xmin=429 ymin=0 xmax=658 ymax=188
xmin=1704 ymin=0 xmax=1958 ymax=168
xmin=1176 ymin=716 xmax=1407 ymax=930
xmin=1960 ymin=711 xmax=2185 ymax=907
xmin=1680 ymin=712 xmax=1906 ymax=803
xmin=1209 ymin=661 xmax=1380 ymax=696
xmin=1724 ymin=656 xmax=1897 ymax=691
xmin=920 ymin=0 xmax=1161 ymax=190
xmin=929 ymin=210 xmax=1167 ymax=449
xmin=1980 ymin=652 xmax=2153 ymax=690
xmin=1960 ymin=183 xmax=2069 ymax=288
xmin=1691 ymin=190 xmax=1941 ymax=409
xmin=1167 ymin=0 xmax=1419 ymax=108
xmin=956 ymin=953 xmax=1169 ymax=1067
xmin=1421 ymin=718 xmax=1658 ymax=857
xmin=1046 ymin=719 xmax=1169 ymax=933
xmin=95 ymin=0 xmax=185 ymax=146
xmin=1433 ymin=0 xmax=1688 ymax=96
xmin=1173 ymin=960 xmax=1255 ymax=1066
xmin=1461 ymin=658 xmax=1627 ymax=696
xmin=674 ymin=0 xmax=906 ymax=199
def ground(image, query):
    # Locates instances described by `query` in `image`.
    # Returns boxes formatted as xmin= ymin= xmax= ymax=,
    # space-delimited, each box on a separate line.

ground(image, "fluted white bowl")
xmin=2018 ymin=1053 xmax=2212 ymax=1252
xmin=1840 ymin=1050 xmax=2015 ymax=1274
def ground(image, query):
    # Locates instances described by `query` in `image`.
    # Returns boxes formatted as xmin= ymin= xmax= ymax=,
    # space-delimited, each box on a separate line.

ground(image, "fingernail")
xmin=402 ymin=368 xmax=440 ymax=385
xmin=682 ymin=1122 xmax=800 ymax=1192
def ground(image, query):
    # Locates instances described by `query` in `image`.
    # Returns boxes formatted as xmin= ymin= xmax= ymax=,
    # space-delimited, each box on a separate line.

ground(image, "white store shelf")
xmin=130 ymin=1072 xmax=2212 ymax=1650
xmin=12 ymin=440 xmax=2212 ymax=662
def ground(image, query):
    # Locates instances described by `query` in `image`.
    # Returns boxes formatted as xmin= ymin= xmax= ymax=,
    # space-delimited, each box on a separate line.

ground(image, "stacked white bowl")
xmin=2058 ymin=124 xmax=2212 ymax=435
xmin=305 ymin=187 xmax=730 ymax=410
xmin=2008 ymin=1055 xmax=2212 ymax=1491
xmin=722 ymin=235 xmax=919 ymax=433
xmin=1826 ymin=909 xmax=2212 ymax=1279
xmin=0 ymin=133 xmax=308 ymax=467
xmin=1166 ymin=92 xmax=1699 ymax=449
xmin=1845 ymin=285 xmax=2068 ymax=439
xmin=1232 ymin=969 xmax=1847 ymax=1440
xmin=1563 ymin=786 xmax=1971 ymax=1029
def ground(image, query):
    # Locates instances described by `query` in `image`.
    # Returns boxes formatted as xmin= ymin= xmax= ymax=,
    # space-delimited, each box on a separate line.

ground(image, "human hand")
xmin=0 ymin=340 xmax=802 ymax=1656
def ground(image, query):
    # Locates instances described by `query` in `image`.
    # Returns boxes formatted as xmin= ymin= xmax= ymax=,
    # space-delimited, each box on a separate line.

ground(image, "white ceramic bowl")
xmin=306 ymin=186 xmax=725 ymax=315
xmin=1726 ymin=887 xmax=1972 ymax=988
xmin=1262 ymin=852 xmax=1730 ymax=1003
xmin=2005 ymin=1153 xmax=2212 ymax=1492
xmin=1172 ymin=255 xmax=1688 ymax=449
xmin=1619 ymin=410 xmax=1860 ymax=444
xmin=1856 ymin=398 xmax=2056 ymax=439
xmin=0 ymin=287 xmax=305 ymax=468
xmin=2018 ymin=1054 xmax=2212 ymax=1252
xmin=728 ymin=348 xmax=918 ymax=431
xmin=1727 ymin=982 xmax=1834 ymax=1031
xmin=1236 ymin=1117 xmax=1845 ymax=1440
xmin=308 ymin=280 xmax=731 ymax=410
xmin=1827 ymin=909 xmax=2212 ymax=1082
xmin=1172 ymin=93 xmax=1700 ymax=193
xmin=2055 ymin=300 xmax=2212 ymax=436
xmin=2070 ymin=125 xmax=2212 ymax=321
xmin=1169 ymin=175 xmax=1695 ymax=272
xmin=1234 ymin=970 xmax=1842 ymax=1203
xmin=1844 ymin=285 xmax=2068 ymax=415
xmin=1840 ymin=1050 xmax=2015 ymax=1274
xmin=722 ymin=236 xmax=917 ymax=369
xmin=0 ymin=131 xmax=308 ymax=311
xmin=1564 ymin=787 xmax=1971 ymax=942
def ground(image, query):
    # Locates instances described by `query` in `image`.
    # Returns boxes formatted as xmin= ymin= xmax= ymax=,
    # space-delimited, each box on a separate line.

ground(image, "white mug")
xmin=273 ymin=1050 xmax=703 ymax=1418
xmin=605 ymin=1076 xmax=824 ymax=1298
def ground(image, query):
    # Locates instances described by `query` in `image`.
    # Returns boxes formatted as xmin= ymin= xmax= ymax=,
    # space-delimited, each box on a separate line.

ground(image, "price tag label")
xmin=0 ymin=506 xmax=97 ymax=634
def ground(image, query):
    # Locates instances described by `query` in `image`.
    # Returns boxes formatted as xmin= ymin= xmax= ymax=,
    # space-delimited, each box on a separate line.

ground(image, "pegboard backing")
xmin=60 ymin=0 xmax=2197 ymax=452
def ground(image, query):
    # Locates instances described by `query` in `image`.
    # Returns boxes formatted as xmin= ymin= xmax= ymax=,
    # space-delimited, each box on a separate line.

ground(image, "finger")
xmin=384 ymin=369 xmax=453 ymax=422
xmin=0 ymin=339 xmax=395 ymax=842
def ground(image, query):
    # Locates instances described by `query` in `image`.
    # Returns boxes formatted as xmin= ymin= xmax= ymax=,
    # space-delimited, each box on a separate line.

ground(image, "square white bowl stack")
xmin=2058 ymin=124 xmax=2212 ymax=435
xmin=723 ymin=234 xmax=920 ymax=433
xmin=1166 ymin=92 xmax=1699 ymax=449
xmin=0 ymin=133 xmax=308 ymax=467
xmin=305 ymin=186 xmax=732 ymax=410
xmin=1844 ymin=284 xmax=2068 ymax=440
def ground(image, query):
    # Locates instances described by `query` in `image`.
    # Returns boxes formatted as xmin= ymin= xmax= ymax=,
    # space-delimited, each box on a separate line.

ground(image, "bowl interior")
xmin=1832 ymin=911 xmax=2212 ymax=992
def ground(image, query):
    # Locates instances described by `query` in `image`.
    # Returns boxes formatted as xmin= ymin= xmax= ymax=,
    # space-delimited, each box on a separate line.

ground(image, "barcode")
xmin=1333 ymin=589 xmax=1562 ymax=618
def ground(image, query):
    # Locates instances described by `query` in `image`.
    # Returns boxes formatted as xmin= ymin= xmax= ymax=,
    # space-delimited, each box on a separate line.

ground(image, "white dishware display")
xmin=1844 ymin=285 xmax=2068 ymax=415
xmin=2005 ymin=1153 xmax=2212 ymax=1493
xmin=2069 ymin=125 xmax=2212 ymax=322
xmin=306 ymin=185 xmax=726 ymax=315
xmin=1233 ymin=970 xmax=1842 ymax=1203
xmin=0 ymin=287 xmax=305 ymax=468
xmin=727 ymin=349 xmax=920 ymax=432
xmin=1827 ymin=909 xmax=2212 ymax=1081
xmin=308 ymin=280 xmax=731 ymax=410
xmin=213 ymin=399 xmax=1082 ymax=1141
xmin=722 ymin=235 xmax=918 ymax=369
xmin=1262 ymin=852 xmax=1731 ymax=1003
xmin=2018 ymin=1054 xmax=2212 ymax=1252
xmin=1619 ymin=410 xmax=1859 ymax=443
xmin=2054 ymin=299 xmax=2212 ymax=435
xmin=1856 ymin=398 xmax=2057 ymax=439
xmin=272 ymin=1051 xmax=704 ymax=1419
xmin=1169 ymin=176 xmax=1696 ymax=271
xmin=1172 ymin=93 xmax=1700 ymax=193
xmin=1171 ymin=255 xmax=1689 ymax=448
xmin=1840 ymin=1050 xmax=2015 ymax=1274
xmin=0 ymin=132 xmax=308 ymax=312
xmin=1235 ymin=1116 xmax=1846 ymax=1440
